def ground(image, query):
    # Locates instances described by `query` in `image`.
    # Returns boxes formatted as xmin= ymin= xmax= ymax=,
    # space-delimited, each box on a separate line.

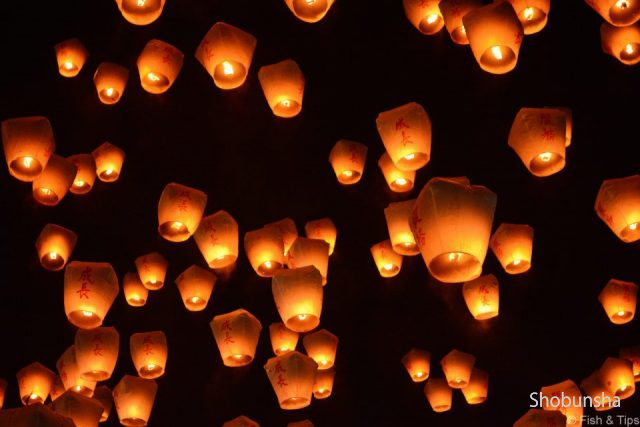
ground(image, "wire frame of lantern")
xmin=462 ymin=368 xmax=489 ymax=405
xmin=328 ymin=139 xmax=368 ymax=185
xmin=384 ymin=199 xmax=419 ymax=256
xmin=32 ymin=154 xmax=76 ymax=206
xmin=401 ymin=349 xmax=431 ymax=382
xmin=54 ymin=38 xmax=88 ymax=78
xmin=175 ymin=265 xmax=216 ymax=311
xmin=35 ymin=224 xmax=77 ymax=271
xmin=463 ymin=1 xmax=524 ymax=74
xmin=75 ymin=327 xmax=119 ymax=382
xmin=580 ymin=371 xmax=616 ymax=411
xmin=0 ymin=378 xmax=6 ymax=410
xmin=17 ymin=362 xmax=56 ymax=405
xmin=305 ymin=218 xmax=337 ymax=255
xmin=598 ymin=279 xmax=637 ymax=324
xmin=503 ymin=0 xmax=551 ymax=34
xmin=303 ymin=329 xmax=338 ymax=370
xmin=270 ymin=322 xmax=300 ymax=356
xmin=619 ymin=346 xmax=640 ymax=382
xmin=64 ymin=261 xmax=119 ymax=329
xmin=600 ymin=357 xmax=636 ymax=399
xmin=439 ymin=0 xmax=482 ymax=44
xmin=378 ymin=153 xmax=415 ymax=193
xmin=441 ymin=349 xmax=476 ymax=388
xmin=264 ymin=351 xmax=318 ymax=410
xmin=601 ymin=22 xmax=640 ymax=65
xmin=287 ymin=237 xmax=330 ymax=285
xmin=313 ymin=368 xmax=335 ymax=399
xmin=134 ymin=252 xmax=168 ymax=290
xmin=265 ymin=217 xmax=298 ymax=256
xmin=540 ymin=380 xmax=584 ymax=424
xmin=115 ymin=0 xmax=165 ymax=25
xmin=272 ymin=266 xmax=324 ymax=333
xmin=93 ymin=63 xmax=128 ymax=105
xmin=463 ymin=274 xmax=500 ymax=320
xmin=67 ymin=154 xmax=97 ymax=195
xmin=113 ymin=376 xmax=157 ymax=427
xmin=411 ymin=177 xmax=497 ymax=284
xmin=92 ymin=386 xmax=113 ymax=422
xmin=210 ymin=309 xmax=262 ymax=367
xmin=50 ymin=376 xmax=65 ymax=401
xmin=284 ymin=0 xmax=335 ymax=23
xmin=157 ymin=182 xmax=207 ymax=242
xmin=56 ymin=346 xmax=97 ymax=397
xmin=1 ymin=116 xmax=55 ymax=182
xmin=489 ymin=223 xmax=534 ymax=274
xmin=137 ymin=39 xmax=183 ymax=94
xmin=223 ymin=415 xmax=260 ymax=427
xmin=92 ymin=142 xmax=125 ymax=183
xmin=49 ymin=391 xmax=104 ymax=427
xmin=258 ymin=59 xmax=305 ymax=118
xmin=595 ymin=175 xmax=640 ymax=243
xmin=130 ymin=331 xmax=168 ymax=379
xmin=194 ymin=210 xmax=239 ymax=269
xmin=514 ymin=409 xmax=567 ymax=426
xmin=423 ymin=378 xmax=452 ymax=412
xmin=245 ymin=227 xmax=286 ymax=277
xmin=403 ymin=0 xmax=444 ymax=35
xmin=123 ymin=272 xmax=148 ymax=307
xmin=585 ymin=0 xmax=640 ymax=27
xmin=370 ymin=239 xmax=403 ymax=278
xmin=195 ymin=22 xmax=257 ymax=90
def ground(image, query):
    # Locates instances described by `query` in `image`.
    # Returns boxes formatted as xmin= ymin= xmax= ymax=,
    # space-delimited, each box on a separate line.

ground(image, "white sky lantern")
xmin=135 ymin=252 xmax=168 ymax=290
xmin=75 ymin=327 xmax=119 ymax=382
xmin=92 ymin=142 xmax=124 ymax=183
xmin=245 ymin=227 xmax=286 ymax=277
xmin=258 ymin=59 xmax=305 ymax=118
xmin=265 ymin=218 xmax=298 ymax=256
xmin=54 ymin=38 xmax=89 ymax=78
xmin=304 ymin=218 xmax=337 ymax=255
xmin=194 ymin=210 xmax=239 ymax=269
xmin=2 ymin=116 xmax=55 ymax=182
xmin=49 ymin=391 xmax=103 ymax=427
xmin=287 ymin=237 xmax=330 ymax=285
xmin=440 ymin=349 xmax=476 ymax=388
xmin=272 ymin=266 xmax=323 ymax=333
xmin=402 ymin=349 xmax=430 ymax=382
xmin=36 ymin=224 xmax=77 ymax=271
xmin=130 ymin=331 xmax=168 ymax=379
xmin=68 ymin=154 xmax=97 ymax=195
xmin=378 ymin=153 xmax=415 ymax=193
xmin=17 ymin=362 xmax=56 ymax=405
xmin=370 ymin=239 xmax=403 ymax=278
xmin=384 ymin=199 xmax=419 ymax=256
xmin=329 ymin=139 xmax=368 ymax=185
xmin=302 ymin=329 xmax=338 ymax=370
xmin=595 ymin=175 xmax=640 ymax=243
xmin=93 ymin=63 xmax=129 ymax=105
xmin=64 ymin=262 xmax=119 ymax=330
xmin=56 ymin=346 xmax=97 ymax=397
xmin=113 ymin=375 xmax=158 ymax=427
xmin=137 ymin=39 xmax=184 ymax=94
xmin=123 ymin=272 xmax=148 ymax=307
xmin=540 ymin=380 xmax=583 ymax=425
xmin=157 ymin=183 xmax=207 ymax=242
xmin=264 ymin=351 xmax=317 ymax=410
xmin=270 ymin=322 xmax=299 ymax=356
xmin=403 ymin=0 xmax=444 ymax=35
xmin=210 ymin=309 xmax=262 ymax=367
xmin=175 ymin=265 xmax=216 ymax=311
xmin=439 ymin=0 xmax=482 ymax=44
xmin=504 ymin=0 xmax=551 ymax=35
xmin=32 ymin=154 xmax=76 ymax=206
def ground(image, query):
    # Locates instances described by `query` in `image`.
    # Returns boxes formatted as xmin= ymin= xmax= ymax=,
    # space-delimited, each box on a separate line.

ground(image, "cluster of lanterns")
xmin=586 ymin=0 xmax=640 ymax=65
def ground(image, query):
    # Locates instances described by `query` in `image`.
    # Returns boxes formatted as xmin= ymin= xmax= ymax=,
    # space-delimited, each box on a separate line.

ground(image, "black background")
xmin=1 ymin=0 xmax=639 ymax=426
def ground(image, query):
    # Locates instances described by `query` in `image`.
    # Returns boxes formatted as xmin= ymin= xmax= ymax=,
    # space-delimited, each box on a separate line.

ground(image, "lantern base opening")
xmin=620 ymin=223 xmax=640 ymax=242
xmin=33 ymin=188 xmax=60 ymax=206
xmin=286 ymin=314 xmax=320 ymax=333
xmin=71 ymin=181 xmax=92 ymax=194
xmin=313 ymin=388 xmax=332 ymax=399
xmin=337 ymin=170 xmax=361 ymax=185
xmin=139 ymin=364 xmax=164 ymax=379
xmin=22 ymin=394 xmax=44 ymax=405
xmin=466 ymin=395 xmax=487 ymax=404
xmin=273 ymin=100 xmax=302 ymax=118
xmin=380 ymin=264 xmax=401 ymax=278
xmin=208 ymin=254 xmax=237 ymax=269
xmin=184 ymin=296 xmax=207 ymax=311
xmin=280 ymin=396 xmax=311 ymax=410
xmin=274 ymin=347 xmax=293 ymax=356
xmin=505 ymin=259 xmax=531 ymax=274
xmin=449 ymin=379 xmax=468 ymax=389
xmin=68 ymin=310 xmax=103 ymax=329
xmin=41 ymin=253 xmax=65 ymax=271
xmin=390 ymin=178 xmax=413 ymax=192
xmin=518 ymin=8 xmax=547 ymax=35
xmin=81 ymin=369 xmax=111 ymax=382
xmin=615 ymin=384 xmax=635 ymax=399
xmin=395 ymin=152 xmax=429 ymax=171
xmin=418 ymin=15 xmax=444 ymax=35
xmin=120 ymin=0 xmax=164 ymax=25
xmin=529 ymin=152 xmax=565 ymax=177
xmin=611 ymin=310 xmax=634 ymax=324
xmin=98 ymin=89 xmax=121 ymax=105
xmin=128 ymin=297 xmax=147 ymax=307
xmin=98 ymin=169 xmax=120 ymax=182
xmin=620 ymin=44 xmax=640 ymax=63
xmin=292 ymin=0 xmax=330 ymax=22
xmin=223 ymin=354 xmax=253 ymax=367
xmin=141 ymin=72 xmax=170 ymax=94
xmin=59 ymin=64 xmax=80 ymax=77
xmin=474 ymin=310 xmax=498 ymax=320
xmin=158 ymin=222 xmax=191 ymax=242
xmin=120 ymin=417 xmax=149 ymax=427
xmin=609 ymin=2 xmax=640 ymax=26
xmin=393 ymin=241 xmax=419 ymax=256
xmin=429 ymin=252 xmax=482 ymax=283
xmin=143 ymin=280 xmax=164 ymax=291
xmin=479 ymin=46 xmax=517 ymax=74
xmin=10 ymin=157 xmax=43 ymax=181
xmin=213 ymin=61 xmax=247 ymax=90
xmin=257 ymin=261 xmax=283 ymax=277
xmin=450 ymin=26 xmax=469 ymax=45
xmin=432 ymin=404 xmax=451 ymax=412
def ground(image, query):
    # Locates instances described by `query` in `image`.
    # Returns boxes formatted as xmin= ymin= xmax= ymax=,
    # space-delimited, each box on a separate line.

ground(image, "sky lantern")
xmin=411 ymin=177 xmax=497 ymax=283
xmin=490 ymin=223 xmax=534 ymax=274
xmin=49 ymin=391 xmax=103 ymax=427
xmin=265 ymin=217 xmax=298 ymax=256
xmin=175 ymin=265 xmax=216 ymax=311
xmin=439 ymin=0 xmax=482 ymax=44
xmin=272 ymin=266 xmax=323 ymax=333
xmin=378 ymin=153 xmax=415 ymax=193
xmin=441 ymin=349 xmax=476 ymax=388
xmin=1 ymin=116 xmax=55 ymax=182
xmin=401 ymin=349 xmax=431 ymax=382
xmin=258 ymin=59 xmax=305 ymax=118
xmin=75 ymin=327 xmax=119 ymax=382
xmin=92 ymin=142 xmax=125 ymax=183
xmin=113 ymin=375 xmax=157 ymax=427
xmin=514 ymin=409 xmax=567 ymax=426
xmin=56 ymin=346 xmax=96 ymax=397
xmin=123 ymin=272 xmax=148 ymax=307
xmin=264 ymin=351 xmax=318 ymax=410
xmin=115 ymin=0 xmax=165 ymax=25
xmin=403 ymin=0 xmax=444 ymax=35
xmin=601 ymin=22 xmax=640 ymax=65
xmin=245 ymin=227 xmax=285 ymax=277
xmin=0 ymin=404 xmax=77 ymax=426
xmin=304 ymin=218 xmax=337 ymax=255
xmin=284 ymin=0 xmax=335 ymax=22
xmin=505 ymin=0 xmax=551 ymax=34
xmin=540 ymin=380 xmax=583 ymax=424
xmin=595 ymin=175 xmax=640 ymax=242
xmin=195 ymin=22 xmax=257 ymax=90
xmin=463 ymin=1 xmax=524 ymax=74
xmin=17 ymin=362 xmax=55 ymax=405
xmin=0 ymin=378 xmax=6 ymax=409
xmin=32 ymin=154 xmax=76 ymax=206
xmin=303 ymin=329 xmax=338 ymax=370
xmin=54 ymin=38 xmax=88 ymax=78
xmin=210 ymin=309 xmax=262 ymax=367
xmin=585 ymin=0 xmax=640 ymax=26
xmin=134 ymin=252 xmax=168 ymax=290
xmin=600 ymin=357 xmax=636 ymax=399
xmin=370 ymin=239 xmax=403 ymax=278
xmin=580 ymin=371 xmax=616 ymax=411
xmin=384 ymin=199 xmax=419 ymax=256
xmin=64 ymin=261 xmax=119 ymax=329
xmin=92 ymin=386 xmax=113 ymax=422
xmin=462 ymin=368 xmax=489 ymax=404
xmin=619 ymin=346 xmax=640 ymax=381
xmin=598 ymin=279 xmax=637 ymax=324
xmin=137 ymin=39 xmax=183 ymax=94
xmin=223 ymin=416 xmax=260 ymax=427
xmin=287 ymin=237 xmax=330 ymax=285
xmin=157 ymin=182 xmax=207 ymax=242
xmin=270 ymin=322 xmax=299 ymax=355
xmin=67 ymin=154 xmax=96 ymax=195
xmin=130 ymin=331 xmax=168 ymax=379
xmin=194 ymin=210 xmax=239 ymax=269
xmin=313 ymin=368 xmax=335 ymax=399
xmin=35 ymin=224 xmax=77 ymax=271
xmin=93 ymin=63 xmax=128 ymax=105
xmin=462 ymin=274 xmax=500 ymax=320
xmin=376 ymin=102 xmax=431 ymax=171
xmin=328 ymin=139 xmax=368 ymax=185
xmin=424 ymin=378 xmax=452 ymax=412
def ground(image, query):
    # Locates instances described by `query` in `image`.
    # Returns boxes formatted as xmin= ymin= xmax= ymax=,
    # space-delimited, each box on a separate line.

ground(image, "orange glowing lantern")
xmin=67 ymin=154 xmax=97 ymax=195
xmin=56 ymin=346 xmax=96 ymax=397
xmin=601 ymin=22 xmax=640 ymax=65
xmin=17 ymin=362 xmax=55 ymax=405
xmin=585 ymin=0 xmax=640 ymax=26
xmin=462 ymin=368 xmax=489 ymax=405
xmin=92 ymin=142 xmax=125 ymax=183
xmin=36 ymin=224 xmax=77 ymax=271
xmin=272 ymin=266 xmax=324 ymax=333
xmin=620 ymin=346 xmax=640 ymax=381
xmin=113 ymin=376 xmax=157 ymax=426
xmin=411 ymin=177 xmax=497 ymax=283
xmin=134 ymin=252 xmax=168 ymax=291
xmin=258 ymin=59 xmax=305 ymax=118
xmin=328 ymin=139 xmax=368 ymax=185
xmin=595 ymin=175 xmax=640 ymax=242
xmin=288 ymin=422 xmax=314 ymax=427
xmin=157 ymin=182 xmax=207 ymax=242
xmin=489 ymin=223 xmax=534 ymax=274
xmin=439 ymin=0 xmax=482 ymax=44
xmin=75 ymin=327 xmax=119 ymax=382
xmin=403 ymin=0 xmax=444 ymax=35
xmin=1 ymin=116 xmax=55 ymax=182
xmin=0 ymin=378 xmax=6 ymax=409
xmin=600 ymin=357 xmax=636 ymax=399
xmin=175 ymin=265 xmax=216 ymax=311
xmin=265 ymin=218 xmax=298 ymax=256
xmin=194 ymin=210 xmax=239 ymax=269
xmin=50 ymin=391 xmax=103 ymax=427
xmin=463 ymin=274 xmax=500 ymax=320
xmin=210 ymin=309 xmax=262 ymax=367
xmin=50 ymin=376 xmax=65 ymax=401
xmin=313 ymin=368 xmax=335 ymax=399
xmin=598 ymin=279 xmax=637 ymax=324
xmin=245 ymin=227 xmax=285 ymax=277
xmin=378 ymin=153 xmax=415 ymax=193
xmin=195 ymin=22 xmax=257 ymax=90
xmin=463 ymin=2 xmax=524 ymax=74
xmin=580 ymin=371 xmax=616 ymax=411
xmin=303 ymin=329 xmax=338 ymax=370
xmin=401 ymin=349 xmax=431 ymax=382
xmin=514 ymin=409 xmax=567 ymax=426
xmin=504 ymin=0 xmax=551 ymax=34
xmin=540 ymin=380 xmax=584 ymax=424
xmin=424 ymin=378 xmax=452 ymax=412
xmin=270 ymin=322 xmax=299 ymax=355
xmin=32 ymin=155 xmax=76 ymax=206
xmin=64 ymin=261 xmax=119 ymax=329
xmin=441 ymin=349 xmax=476 ymax=388
xmin=54 ymin=38 xmax=88 ymax=78
xmin=284 ymin=0 xmax=335 ymax=23
xmin=370 ymin=239 xmax=403 ymax=278
xmin=123 ymin=272 xmax=148 ymax=307
xmin=130 ymin=331 xmax=168 ymax=379
xmin=115 ymin=0 xmax=165 ymax=25
xmin=287 ymin=237 xmax=330 ymax=285
xmin=93 ymin=63 xmax=128 ymax=105
xmin=384 ymin=199 xmax=419 ymax=256
xmin=137 ymin=39 xmax=183 ymax=94
xmin=223 ymin=416 xmax=260 ymax=427
xmin=264 ymin=351 xmax=317 ymax=410
xmin=305 ymin=218 xmax=337 ymax=255
xmin=92 ymin=386 xmax=113 ymax=422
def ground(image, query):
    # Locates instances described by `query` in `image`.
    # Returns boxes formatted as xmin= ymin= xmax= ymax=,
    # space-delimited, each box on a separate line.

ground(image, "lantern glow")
xmin=92 ymin=386 xmax=113 ymax=422
xmin=595 ymin=175 xmax=640 ymax=242
xmin=580 ymin=371 xmax=616 ymax=411
xmin=402 ymin=349 xmax=431 ymax=382
xmin=194 ymin=210 xmax=239 ymax=269
xmin=439 ymin=0 xmax=482 ymax=44
xmin=157 ymin=183 xmax=207 ymax=242
xmin=287 ymin=237 xmax=330 ymax=285
xmin=304 ymin=218 xmax=337 ymax=255
xmin=210 ymin=309 xmax=262 ymax=367
xmin=130 ymin=331 xmax=168 ymax=379
xmin=313 ymin=368 xmax=335 ymax=399
xmin=115 ymin=0 xmax=165 ymax=25
xmin=270 ymin=323 xmax=299 ymax=355
xmin=56 ymin=346 xmax=97 ymax=397
xmin=32 ymin=154 xmax=76 ymax=206
xmin=175 ymin=265 xmax=216 ymax=311
xmin=272 ymin=266 xmax=323 ymax=333
xmin=264 ymin=351 xmax=318 ymax=410
xmin=599 ymin=357 xmax=636 ymax=399
xmin=598 ymin=279 xmax=637 ymax=324
xmin=586 ymin=0 xmax=640 ymax=26
xmin=540 ymin=379 xmax=584 ymax=424
xmin=284 ymin=0 xmax=335 ymax=23
xmin=462 ymin=368 xmax=489 ymax=405
xmin=384 ymin=199 xmax=419 ymax=256
xmin=64 ymin=261 xmax=119 ymax=329
xmin=403 ymin=0 xmax=444 ymax=35
xmin=123 ymin=272 xmax=148 ymax=307
xmin=265 ymin=217 xmax=298 ymax=256
xmin=67 ymin=154 xmax=97 ymax=195
xmin=378 ymin=153 xmax=415 ymax=192
xmin=49 ymin=391 xmax=103 ymax=427
xmin=619 ymin=346 xmax=640 ymax=381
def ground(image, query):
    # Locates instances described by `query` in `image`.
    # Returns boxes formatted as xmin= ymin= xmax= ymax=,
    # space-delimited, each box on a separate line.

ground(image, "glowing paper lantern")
xmin=411 ymin=177 xmax=497 ymax=283
xmin=16 ymin=362 xmax=55 ymax=405
xmin=210 ymin=309 xmax=262 ymax=367
xmin=600 ymin=357 xmax=635 ymax=399
xmin=93 ymin=63 xmax=128 ymax=105
xmin=264 ymin=351 xmax=317 ymax=410
xmin=123 ymin=273 xmax=148 ymax=307
xmin=313 ymin=368 xmax=335 ymax=399
xmin=68 ymin=154 xmax=97 ymax=195
xmin=0 ymin=404 xmax=75 ymax=427
xmin=303 ymin=329 xmax=338 ymax=370
xmin=328 ymin=139 xmax=368 ymax=185
xmin=463 ymin=274 xmax=500 ymax=320
xmin=137 ymin=39 xmax=183 ymax=94
xmin=585 ymin=0 xmax=640 ymax=26
xmin=272 ymin=266 xmax=323 ymax=333
xmin=1 ymin=116 xmax=55 ymax=182
xmin=439 ymin=0 xmax=482 ymax=44
xmin=258 ymin=59 xmax=305 ymax=118
xmin=130 ymin=331 xmax=168 ymax=379
xmin=284 ymin=0 xmax=335 ymax=22
xmin=540 ymin=380 xmax=583 ymax=425
xmin=50 ymin=391 xmax=103 ymax=427
xmin=134 ymin=252 xmax=168 ymax=290
xmin=504 ymin=0 xmax=551 ymax=34
xmin=595 ymin=175 xmax=640 ymax=242
xmin=75 ymin=327 xmax=119 ymax=381
xmin=403 ymin=0 xmax=444 ymax=34
xmin=580 ymin=371 xmax=616 ymax=411
xmin=463 ymin=2 xmax=524 ymax=74
xmin=194 ymin=210 xmax=239 ymax=269
xmin=113 ymin=376 xmax=157 ymax=426
xmin=64 ymin=261 xmax=119 ymax=329
xmin=376 ymin=102 xmax=431 ymax=171
xmin=36 ymin=224 xmax=77 ymax=271
xmin=157 ymin=183 xmax=207 ymax=242
xmin=195 ymin=22 xmax=257 ymax=90
xmin=269 ymin=322 xmax=299 ymax=355
xmin=92 ymin=142 xmax=125 ymax=183
xmin=32 ymin=155 xmax=76 ymax=206
xmin=423 ymin=378 xmax=452 ymax=412
xmin=265 ymin=218 xmax=298 ymax=256
xmin=287 ymin=237 xmax=330 ymax=284
xmin=304 ymin=218 xmax=337 ymax=255
xmin=0 ymin=378 xmax=6 ymax=409
xmin=370 ymin=239 xmax=403 ymax=278
xmin=54 ymin=38 xmax=88 ymax=78
xmin=115 ymin=0 xmax=165 ymax=25
xmin=619 ymin=346 xmax=640 ymax=381
xmin=601 ymin=22 xmax=640 ymax=65
xmin=401 ymin=349 xmax=431 ymax=382
xmin=56 ymin=346 xmax=96 ymax=397
xmin=384 ymin=199 xmax=419 ymax=256
xmin=92 ymin=386 xmax=113 ymax=422
xmin=223 ymin=416 xmax=260 ymax=427
xmin=175 ymin=265 xmax=216 ymax=311
xmin=50 ymin=377 xmax=65 ymax=401
xmin=598 ymin=279 xmax=637 ymax=324
xmin=462 ymin=368 xmax=489 ymax=404
xmin=441 ymin=349 xmax=476 ymax=388
xmin=244 ymin=227 xmax=285 ymax=277
xmin=378 ymin=153 xmax=415 ymax=192
xmin=490 ymin=223 xmax=534 ymax=274
xmin=514 ymin=409 xmax=567 ymax=426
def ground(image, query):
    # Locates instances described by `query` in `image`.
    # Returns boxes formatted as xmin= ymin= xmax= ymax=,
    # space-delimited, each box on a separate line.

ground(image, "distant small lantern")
xmin=508 ymin=108 xmax=568 ymax=177
xmin=370 ymin=239 xmax=403 ymax=278
xmin=175 ymin=265 xmax=216 ymax=311
xmin=272 ymin=266 xmax=324 ymax=333
xmin=64 ymin=261 xmax=119 ymax=329
xmin=195 ymin=22 xmax=257 ymax=90
xmin=403 ymin=0 xmax=444 ymax=35
xmin=32 ymin=155 xmax=76 ymax=206
xmin=54 ymin=38 xmax=88 ymax=78
xmin=75 ymin=327 xmax=119 ymax=382
xmin=284 ymin=0 xmax=335 ymax=23
xmin=411 ymin=177 xmax=497 ymax=284
xmin=36 ymin=224 xmax=77 ymax=271
xmin=245 ymin=227 xmax=286 ymax=277
xmin=50 ymin=391 xmax=103 ymax=427
xmin=463 ymin=2 xmax=524 ymax=74
xmin=313 ymin=368 xmax=335 ymax=399
xmin=598 ymin=279 xmax=637 ymax=324
xmin=463 ymin=274 xmax=500 ymax=320
xmin=505 ymin=0 xmax=551 ymax=34
xmin=303 ymin=329 xmax=338 ymax=369
xmin=223 ymin=416 xmax=260 ymax=427
xmin=130 ymin=331 xmax=168 ymax=379
xmin=439 ymin=0 xmax=482 ymax=44
xmin=384 ymin=199 xmax=419 ymax=256
xmin=92 ymin=142 xmax=125 ymax=183
xmin=619 ymin=346 xmax=640 ymax=381
xmin=462 ymin=368 xmax=489 ymax=405
xmin=489 ymin=223 xmax=534 ymax=274
xmin=441 ymin=349 xmax=476 ymax=388
xmin=378 ymin=153 xmax=415 ymax=193
xmin=585 ymin=0 xmax=640 ymax=27
xmin=401 ymin=349 xmax=431 ymax=382
xmin=264 ymin=351 xmax=317 ymax=410
xmin=1 ymin=116 xmax=55 ymax=182
xmin=601 ymin=23 xmax=640 ymax=65
xmin=258 ymin=59 xmax=305 ymax=118
xmin=92 ymin=386 xmax=113 ymax=422
xmin=17 ymin=362 xmax=56 ymax=405
xmin=123 ymin=273 xmax=148 ymax=307
xmin=376 ymin=102 xmax=432 ymax=171
xmin=157 ymin=182 xmax=207 ymax=242
xmin=270 ymin=322 xmax=299 ymax=355
xmin=134 ymin=252 xmax=168 ymax=290
xmin=514 ymin=409 xmax=567 ymax=426
xmin=93 ymin=63 xmax=128 ymax=105
xmin=68 ymin=154 xmax=97 ymax=195
xmin=210 ymin=309 xmax=262 ymax=367
xmin=137 ymin=39 xmax=183 ymax=94
xmin=115 ymin=0 xmax=166 ymax=25
xmin=305 ymin=218 xmax=337 ymax=255
xmin=424 ymin=378 xmax=452 ymax=412
xmin=328 ymin=139 xmax=368 ymax=185
xmin=194 ymin=210 xmax=239 ymax=269
xmin=580 ymin=371 xmax=616 ymax=411
xmin=0 ymin=378 xmax=6 ymax=409
xmin=265 ymin=218 xmax=298 ymax=256
xmin=287 ymin=237 xmax=330 ymax=285
xmin=113 ymin=376 xmax=157 ymax=427
xmin=50 ymin=376 xmax=65 ymax=401
xmin=540 ymin=380 xmax=584 ymax=424
xmin=56 ymin=346 xmax=96 ymax=397
xmin=600 ymin=357 xmax=636 ymax=399
xmin=595 ymin=175 xmax=640 ymax=243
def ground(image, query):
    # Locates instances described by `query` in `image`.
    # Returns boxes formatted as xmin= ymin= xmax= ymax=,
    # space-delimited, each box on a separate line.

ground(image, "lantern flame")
xmin=523 ymin=7 xmax=535 ymax=21
xmin=625 ymin=43 xmax=635 ymax=55
xmin=137 ymin=0 xmax=146 ymax=6
xmin=426 ymin=14 xmax=439 ymax=24
xmin=404 ymin=153 xmax=416 ymax=160
xmin=74 ymin=180 xmax=85 ymax=187
xmin=81 ymin=310 xmax=94 ymax=317
xmin=105 ymin=87 xmax=115 ymax=97
xmin=147 ymin=72 xmax=160 ymax=82
xmin=383 ymin=263 xmax=395 ymax=271
xmin=616 ymin=0 xmax=630 ymax=9
xmin=49 ymin=252 xmax=58 ymax=260
xmin=448 ymin=252 xmax=462 ymax=262
xmin=395 ymin=178 xmax=408 ymax=186
xmin=629 ymin=222 xmax=638 ymax=231
xmin=513 ymin=258 xmax=521 ymax=265
xmin=23 ymin=156 xmax=34 ymax=168
xmin=222 ymin=61 xmax=235 ymax=76
xmin=539 ymin=152 xmax=552 ymax=162
xmin=491 ymin=46 xmax=503 ymax=60
xmin=342 ymin=170 xmax=354 ymax=178
xmin=64 ymin=61 xmax=74 ymax=70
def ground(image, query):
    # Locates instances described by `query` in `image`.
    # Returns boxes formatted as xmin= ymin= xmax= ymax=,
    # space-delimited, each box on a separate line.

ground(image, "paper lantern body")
xmin=54 ymin=38 xmax=89 ymax=77
xmin=194 ymin=210 xmax=239 ymax=269
xmin=619 ymin=346 xmax=640 ymax=381
xmin=288 ymin=422 xmax=314 ymax=427
xmin=514 ymin=409 xmax=567 ymax=426
xmin=2 ymin=116 xmax=55 ymax=182
xmin=270 ymin=322 xmax=299 ymax=355
xmin=598 ymin=279 xmax=638 ymax=324
xmin=540 ymin=380 xmax=584 ymax=424
xmin=378 ymin=153 xmax=415 ymax=192
xmin=64 ymin=262 xmax=119 ymax=329
xmin=265 ymin=218 xmax=298 ymax=256
xmin=504 ymin=0 xmax=551 ymax=34
xmin=384 ymin=199 xmax=419 ymax=255
xmin=313 ymin=368 xmax=335 ymax=399
xmin=123 ymin=273 xmax=148 ymax=307
xmin=401 ymin=349 xmax=431 ymax=382
xmin=403 ymin=0 xmax=444 ymax=34
xmin=305 ymin=218 xmax=337 ymax=255
xmin=258 ymin=59 xmax=305 ymax=118
xmin=0 ymin=378 xmax=6 ymax=409
xmin=596 ymin=175 xmax=640 ymax=242
xmin=0 ymin=403 xmax=76 ymax=427
xmin=17 ymin=362 xmax=56 ymax=405
xmin=440 ymin=349 xmax=476 ymax=388
xmin=411 ymin=177 xmax=497 ymax=283
xmin=93 ymin=63 xmax=128 ymax=105
xmin=157 ymin=183 xmax=207 ymax=242
xmin=272 ymin=266 xmax=323 ymax=332
xmin=92 ymin=142 xmax=125 ymax=182
xmin=600 ymin=357 xmax=636 ymax=399
xmin=586 ymin=0 xmax=640 ymax=26
xmin=580 ymin=371 xmax=616 ymax=411
xmin=370 ymin=240 xmax=403 ymax=278
xmin=303 ymin=329 xmax=338 ymax=370
xmin=284 ymin=0 xmax=335 ymax=22
xmin=75 ymin=327 xmax=119 ymax=382
xmin=423 ymin=378 xmax=452 ymax=412
xmin=463 ymin=274 xmax=500 ymax=320
xmin=113 ymin=376 xmax=157 ymax=426
xmin=328 ymin=139 xmax=368 ymax=185
xmin=92 ymin=386 xmax=113 ymax=422
xmin=175 ymin=265 xmax=216 ymax=311
xmin=264 ymin=351 xmax=318 ymax=410
xmin=130 ymin=331 xmax=168 ymax=379
xmin=115 ymin=0 xmax=165 ymax=25
xmin=32 ymin=155 xmax=76 ymax=206
xmin=56 ymin=346 xmax=97 ymax=397
xmin=135 ymin=252 xmax=168 ymax=290
xmin=462 ymin=368 xmax=489 ymax=404
xmin=210 ymin=309 xmax=262 ymax=367
xmin=50 ymin=391 xmax=103 ymax=427
xmin=439 ymin=0 xmax=482 ymax=44
xmin=36 ymin=224 xmax=77 ymax=271
xmin=490 ymin=223 xmax=534 ymax=274
xmin=67 ymin=154 xmax=97 ymax=195
xmin=50 ymin=377 xmax=65 ymax=401
xmin=137 ymin=39 xmax=183 ymax=94
xmin=223 ymin=416 xmax=260 ymax=427
xmin=195 ymin=22 xmax=257 ymax=90
xmin=245 ymin=227 xmax=286 ymax=277
xmin=601 ymin=22 xmax=640 ymax=65
xmin=287 ymin=237 xmax=330 ymax=285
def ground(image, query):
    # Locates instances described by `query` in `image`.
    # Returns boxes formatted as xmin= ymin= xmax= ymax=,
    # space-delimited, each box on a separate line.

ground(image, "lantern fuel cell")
xmin=585 ymin=0 xmax=640 ymax=27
